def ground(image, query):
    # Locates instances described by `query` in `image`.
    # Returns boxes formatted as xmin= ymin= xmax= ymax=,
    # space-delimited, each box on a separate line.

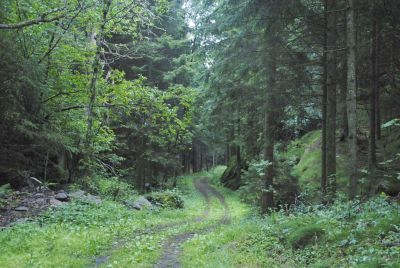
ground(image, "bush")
xmin=0 ymin=183 xmax=12 ymax=206
xmin=237 ymin=159 xmax=270 ymax=205
xmin=287 ymin=224 xmax=325 ymax=249
xmin=146 ymin=189 xmax=184 ymax=209
xmin=356 ymin=259 xmax=386 ymax=268
xmin=82 ymin=176 xmax=134 ymax=201
xmin=0 ymin=183 xmax=12 ymax=198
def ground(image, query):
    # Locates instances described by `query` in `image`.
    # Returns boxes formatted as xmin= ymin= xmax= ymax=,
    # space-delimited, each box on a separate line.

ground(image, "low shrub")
xmin=309 ymin=260 xmax=335 ymax=268
xmin=82 ymin=176 xmax=134 ymax=201
xmin=287 ymin=224 xmax=325 ymax=249
xmin=146 ymin=189 xmax=184 ymax=209
xmin=0 ymin=183 xmax=12 ymax=198
xmin=356 ymin=258 xmax=386 ymax=268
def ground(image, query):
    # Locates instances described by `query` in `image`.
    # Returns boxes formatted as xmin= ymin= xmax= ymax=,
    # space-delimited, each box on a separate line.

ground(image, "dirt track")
xmin=154 ymin=177 xmax=230 ymax=268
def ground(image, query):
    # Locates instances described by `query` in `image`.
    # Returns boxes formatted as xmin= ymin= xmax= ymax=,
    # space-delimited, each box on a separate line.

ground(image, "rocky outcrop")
xmin=1 ymin=188 xmax=102 ymax=227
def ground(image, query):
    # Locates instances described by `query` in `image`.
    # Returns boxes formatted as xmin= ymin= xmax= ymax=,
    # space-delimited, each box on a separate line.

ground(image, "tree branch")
xmin=0 ymin=6 xmax=67 ymax=30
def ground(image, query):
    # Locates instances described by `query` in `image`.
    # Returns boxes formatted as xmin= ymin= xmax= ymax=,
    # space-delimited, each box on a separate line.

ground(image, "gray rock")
xmin=49 ymin=197 xmax=63 ymax=206
xmin=69 ymin=190 xmax=102 ymax=205
xmin=35 ymin=198 xmax=46 ymax=204
xmin=14 ymin=206 xmax=29 ymax=212
xmin=26 ymin=177 xmax=43 ymax=190
xmin=132 ymin=196 xmax=152 ymax=210
xmin=55 ymin=192 xmax=69 ymax=201
xmin=33 ymin=193 xmax=45 ymax=198
xmin=69 ymin=190 xmax=86 ymax=199
xmin=85 ymin=194 xmax=102 ymax=205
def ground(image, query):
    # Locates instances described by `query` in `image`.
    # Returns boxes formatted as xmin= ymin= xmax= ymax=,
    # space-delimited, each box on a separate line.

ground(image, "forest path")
xmin=154 ymin=177 xmax=230 ymax=268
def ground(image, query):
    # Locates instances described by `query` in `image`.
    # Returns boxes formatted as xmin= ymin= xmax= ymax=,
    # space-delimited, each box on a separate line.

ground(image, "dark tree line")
xmin=189 ymin=0 xmax=400 ymax=210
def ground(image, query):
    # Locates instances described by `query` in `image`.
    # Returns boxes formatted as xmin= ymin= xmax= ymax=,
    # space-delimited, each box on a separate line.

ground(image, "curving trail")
xmin=154 ymin=177 xmax=230 ymax=268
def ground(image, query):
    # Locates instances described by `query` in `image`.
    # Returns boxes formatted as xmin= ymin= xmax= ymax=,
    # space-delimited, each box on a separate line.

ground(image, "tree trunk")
xmin=375 ymin=25 xmax=381 ymax=140
xmin=261 ymin=31 xmax=277 ymax=214
xmin=369 ymin=17 xmax=378 ymax=170
xmin=326 ymin=0 xmax=337 ymax=200
xmin=346 ymin=0 xmax=358 ymax=199
xmin=321 ymin=0 xmax=328 ymax=195
xmin=85 ymin=0 xmax=112 ymax=157
xmin=340 ymin=64 xmax=349 ymax=141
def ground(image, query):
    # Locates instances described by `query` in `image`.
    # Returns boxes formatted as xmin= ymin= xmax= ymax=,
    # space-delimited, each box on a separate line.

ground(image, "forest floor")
xmin=0 ymin=167 xmax=399 ymax=267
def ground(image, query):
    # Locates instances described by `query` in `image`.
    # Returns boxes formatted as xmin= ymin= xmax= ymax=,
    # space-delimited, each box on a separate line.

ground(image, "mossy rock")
xmin=287 ymin=224 xmax=325 ymax=249
xmin=220 ymin=158 xmax=246 ymax=190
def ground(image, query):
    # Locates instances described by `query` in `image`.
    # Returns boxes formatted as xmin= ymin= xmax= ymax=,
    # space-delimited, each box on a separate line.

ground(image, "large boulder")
xmin=130 ymin=196 xmax=153 ymax=210
xmin=220 ymin=158 xmax=246 ymax=190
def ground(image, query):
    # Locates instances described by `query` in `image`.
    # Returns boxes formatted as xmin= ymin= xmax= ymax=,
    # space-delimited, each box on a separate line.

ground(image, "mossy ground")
xmin=281 ymin=130 xmax=352 ymax=202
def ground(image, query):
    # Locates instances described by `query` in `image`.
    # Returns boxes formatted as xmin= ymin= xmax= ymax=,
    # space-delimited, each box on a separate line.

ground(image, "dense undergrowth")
xmin=182 ymin=194 xmax=400 ymax=267
xmin=179 ymin=166 xmax=400 ymax=267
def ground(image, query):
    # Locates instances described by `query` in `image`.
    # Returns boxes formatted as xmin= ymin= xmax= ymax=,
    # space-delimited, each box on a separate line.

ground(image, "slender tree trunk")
xmin=236 ymin=116 xmax=241 ymax=165
xmin=44 ymin=150 xmax=49 ymax=181
xmin=375 ymin=26 xmax=381 ymax=140
xmin=321 ymin=0 xmax=328 ymax=195
xmin=261 ymin=108 xmax=275 ymax=214
xmin=369 ymin=17 xmax=378 ymax=170
xmin=326 ymin=0 xmax=337 ymax=200
xmin=340 ymin=63 xmax=349 ymax=140
xmin=376 ymin=86 xmax=381 ymax=140
xmin=346 ymin=0 xmax=358 ymax=199
xmin=261 ymin=33 xmax=277 ymax=214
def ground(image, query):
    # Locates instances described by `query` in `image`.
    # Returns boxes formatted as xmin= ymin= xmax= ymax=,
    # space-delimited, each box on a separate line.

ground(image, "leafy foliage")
xmin=146 ymin=189 xmax=184 ymax=209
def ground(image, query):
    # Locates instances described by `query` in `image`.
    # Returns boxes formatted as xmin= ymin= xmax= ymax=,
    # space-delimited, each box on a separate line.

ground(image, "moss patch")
xmin=287 ymin=130 xmax=349 ymax=198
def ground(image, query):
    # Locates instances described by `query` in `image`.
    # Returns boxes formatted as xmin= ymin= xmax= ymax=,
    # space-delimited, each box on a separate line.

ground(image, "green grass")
xmin=0 ymin=198 xmax=206 ymax=268
xmin=181 ymin=196 xmax=400 ymax=268
xmin=1 ymin=167 xmax=399 ymax=268
xmin=0 ymin=169 xmax=224 ymax=268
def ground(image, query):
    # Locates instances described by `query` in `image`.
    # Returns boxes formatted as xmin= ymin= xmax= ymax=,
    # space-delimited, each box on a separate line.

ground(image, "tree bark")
xmin=369 ymin=16 xmax=378 ymax=170
xmin=340 ymin=63 xmax=349 ymax=140
xmin=261 ymin=29 xmax=277 ymax=214
xmin=321 ymin=0 xmax=328 ymax=195
xmin=375 ymin=25 xmax=381 ymax=140
xmin=0 ymin=8 xmax=66 ymax=30
xmin=326 ymin=0 xmax=338 ymax=200
xmin=346 ymin=0 xmax=358 ymax=199
xmin=85 ymin=0 xmax=112 ymax=156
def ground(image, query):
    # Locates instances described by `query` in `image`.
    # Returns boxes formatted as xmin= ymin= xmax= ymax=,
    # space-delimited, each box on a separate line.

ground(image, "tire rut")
xmin=154 ymin=177 xmax=230 ymax=268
